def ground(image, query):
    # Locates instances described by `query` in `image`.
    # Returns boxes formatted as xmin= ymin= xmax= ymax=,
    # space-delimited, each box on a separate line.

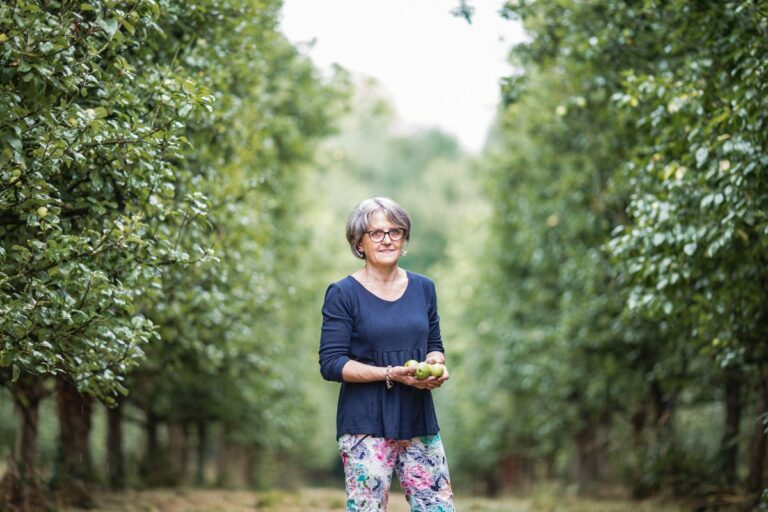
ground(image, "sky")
xmin=279 ymin=1 xmax=527 ymax=154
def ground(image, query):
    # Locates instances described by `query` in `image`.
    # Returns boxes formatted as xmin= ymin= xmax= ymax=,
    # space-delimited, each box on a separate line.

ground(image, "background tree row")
xmin=0 ymin=1 xmax=345 ymax=509
xmin=439 ymin=0 xmax=767 ymax=504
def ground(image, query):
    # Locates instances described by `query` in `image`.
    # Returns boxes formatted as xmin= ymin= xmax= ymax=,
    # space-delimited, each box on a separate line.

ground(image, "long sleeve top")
xmin=319 ymin=270 xmax=445 ymax=440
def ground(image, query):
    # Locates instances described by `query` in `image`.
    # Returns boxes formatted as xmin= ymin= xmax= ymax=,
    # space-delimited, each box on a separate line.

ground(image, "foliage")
xmin=3 ymin=0 xmax=766 ymax=501
xmin=445 ymin=0 xmax=768 ymax=497
xmin=605 ymin=1 xmax=768 ymax=368
xmin=120 ymin=0 xmax=347 ymax=463
xmin=0 ymin=0 xmax=347 ymax=496
xmin=0 ymin=0 xmax=220 ymax=399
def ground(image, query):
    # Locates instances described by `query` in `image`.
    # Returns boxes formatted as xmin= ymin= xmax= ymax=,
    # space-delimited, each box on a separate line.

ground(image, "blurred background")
xmin=1 ymin=1 xmax=766 ymax=511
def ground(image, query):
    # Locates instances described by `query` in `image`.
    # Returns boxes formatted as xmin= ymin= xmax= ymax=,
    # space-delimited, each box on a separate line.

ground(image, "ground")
xmin=61 ymin=487 xmax=686 ymax=512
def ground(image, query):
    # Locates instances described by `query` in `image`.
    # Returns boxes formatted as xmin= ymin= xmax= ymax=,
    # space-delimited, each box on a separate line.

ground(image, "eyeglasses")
xmin=366 ymin=228 xmax=405 ymax=243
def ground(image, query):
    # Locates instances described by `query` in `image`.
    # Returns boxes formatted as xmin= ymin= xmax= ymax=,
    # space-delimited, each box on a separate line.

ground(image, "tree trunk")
xmin=520 ymin=455 xmax=535 ymax=492
xmin=631 ymin=407 xmax=646 ymax=449
xmin=483 ymin=467 xmax=501 ymax=497
xmin=595 ymin=410 xmax=612 ymax=485
xmin=168 ymin=422 xmax=189 ymax=485
xmin=499 ymin=453 xmax=520 ymax=490
xmin=544 ymin=450 xmax=557 ymax=480
xmin=629 ymin=405 xmax=652 ymax=499
xmin=243 ymin=446 xmax=260 ymax=487
xmin=573 ymin=424 xmax=597 ymax=494
xmin=721 ymin=370 xmax=742 ymax=487
xmin=649 ymin=380 xmax=677 ymax=492
xmin=140 ymin=412 xmax=164 ymax=486
xmin=106 ymin=401 xmax=125 ymax=490
xmin=196 ymin=421 xmax=208 ymax=486
xmin=746 ymin=371 xmax=768 ymax=493
xmin=51 ymin=376 xmax=95 ymax=508
xmin=216 ymin=430 xmax=232 ymax=487
xmin=651 ymin=380 xmax=675 ymax=430
xmin=650 ymin=379 xmax=676 ymax=454
xmin=0 ymin=376 xmax=48 ymax=511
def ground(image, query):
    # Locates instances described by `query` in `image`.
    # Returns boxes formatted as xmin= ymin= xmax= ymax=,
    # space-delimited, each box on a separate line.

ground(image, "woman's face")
xmin=358 ymin=210 xmax=405 ymax=267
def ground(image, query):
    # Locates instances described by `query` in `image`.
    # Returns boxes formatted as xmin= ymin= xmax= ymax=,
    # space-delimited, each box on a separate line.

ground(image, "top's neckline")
xmin=348 ymin=270 xmax=410 ymax=303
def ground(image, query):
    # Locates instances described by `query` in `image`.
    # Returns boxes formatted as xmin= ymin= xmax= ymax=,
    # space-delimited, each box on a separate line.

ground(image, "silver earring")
xmin=400 ymin=249 xmax=407 ymax=256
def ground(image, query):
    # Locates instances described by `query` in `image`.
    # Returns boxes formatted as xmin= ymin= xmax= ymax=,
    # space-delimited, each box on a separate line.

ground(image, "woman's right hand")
xmin=390 ymin=365 xmax=444 ymax=390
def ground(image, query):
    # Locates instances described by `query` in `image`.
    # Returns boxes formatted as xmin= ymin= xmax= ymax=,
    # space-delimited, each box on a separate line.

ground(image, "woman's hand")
xmin=390 ymin=364 xmax=449 ymax=390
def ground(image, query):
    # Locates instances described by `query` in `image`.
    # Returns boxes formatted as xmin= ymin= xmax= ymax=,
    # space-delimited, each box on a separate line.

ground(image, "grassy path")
xmin=63 ymin=487 xmax=684 ymax=512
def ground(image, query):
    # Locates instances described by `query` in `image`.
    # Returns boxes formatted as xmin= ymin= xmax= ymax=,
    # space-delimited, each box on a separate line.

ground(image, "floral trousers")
xmin=338 ymin=433 xmax=454 ymax=512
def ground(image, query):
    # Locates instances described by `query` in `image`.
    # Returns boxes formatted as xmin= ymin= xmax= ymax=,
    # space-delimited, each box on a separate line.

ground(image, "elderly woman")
xmin=319 ymin=197 xmax=454 ymax=511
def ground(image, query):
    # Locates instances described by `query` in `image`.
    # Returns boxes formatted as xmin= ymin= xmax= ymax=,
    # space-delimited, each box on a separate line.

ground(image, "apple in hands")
xmin=414 ymin=362 xmax=432 ymax=380
xmin=393 ymin=360 xmax=448 ymax=389
xmin=429 ymin=363 xmax=444 ymax=378
xmin=402 ymin=360 xmax=447 ymax=380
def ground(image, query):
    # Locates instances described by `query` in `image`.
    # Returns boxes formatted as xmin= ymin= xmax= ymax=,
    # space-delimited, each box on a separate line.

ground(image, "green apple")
xmin=414 ymin=362 xmax=431 ymax=380
xmin=404 ymin=360 xmax=419 ymax=368
xmin=429 ymin=363 xmax=444 ymax=378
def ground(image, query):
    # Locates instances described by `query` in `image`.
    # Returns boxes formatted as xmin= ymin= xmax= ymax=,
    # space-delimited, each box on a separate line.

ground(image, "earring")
xmin=400 ymin=249 xmax=407 ymax=256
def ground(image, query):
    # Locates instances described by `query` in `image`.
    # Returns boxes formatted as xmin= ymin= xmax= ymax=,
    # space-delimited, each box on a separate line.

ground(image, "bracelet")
xmin=385 ymin=365 xmax=393 ymax=390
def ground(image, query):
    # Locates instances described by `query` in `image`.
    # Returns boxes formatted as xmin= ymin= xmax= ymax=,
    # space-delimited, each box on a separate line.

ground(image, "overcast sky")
xmin=279 ymin=1 xmax=526 ymax=154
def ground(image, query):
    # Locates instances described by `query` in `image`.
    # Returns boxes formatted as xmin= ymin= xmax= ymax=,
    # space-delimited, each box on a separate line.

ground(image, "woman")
xmin=319 ymin=197 xmax=454 ymax=511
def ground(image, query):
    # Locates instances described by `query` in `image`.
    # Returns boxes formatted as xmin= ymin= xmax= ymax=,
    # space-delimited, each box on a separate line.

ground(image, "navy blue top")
xmin=319 ymin=270 xmax=445 ymax=440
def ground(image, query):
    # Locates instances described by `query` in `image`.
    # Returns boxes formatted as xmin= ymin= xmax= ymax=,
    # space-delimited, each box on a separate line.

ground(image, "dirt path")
xmin=63 ymin=487 xmax=682 ymax=511
xmin=64 ymin=487 xmax=530 ymax=511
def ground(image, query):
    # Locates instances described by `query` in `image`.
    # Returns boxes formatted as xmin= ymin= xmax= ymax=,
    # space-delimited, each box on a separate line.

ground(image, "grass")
xmin=529 ymin=486 xmax=685 ymax=512
xmin=62 ymin=488 xmax=358 ymax=512
xmin=60 ymin=486 xmax=687 ymax=512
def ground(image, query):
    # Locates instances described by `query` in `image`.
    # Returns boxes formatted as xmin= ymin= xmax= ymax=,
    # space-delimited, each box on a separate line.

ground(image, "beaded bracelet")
xmin=385 ymin=365 xmax=393 ymax=390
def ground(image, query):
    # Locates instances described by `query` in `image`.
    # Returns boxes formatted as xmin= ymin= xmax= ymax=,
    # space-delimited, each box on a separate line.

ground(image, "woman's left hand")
xmin=431 ymin=364 xmax=450 ymax=388
xmin=425 ymin=355 xmax=450 ymax=388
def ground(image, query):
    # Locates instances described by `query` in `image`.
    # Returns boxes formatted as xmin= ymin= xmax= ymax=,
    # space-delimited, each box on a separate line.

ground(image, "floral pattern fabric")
xmin=338 ymin=433 xmax=454 ymax=512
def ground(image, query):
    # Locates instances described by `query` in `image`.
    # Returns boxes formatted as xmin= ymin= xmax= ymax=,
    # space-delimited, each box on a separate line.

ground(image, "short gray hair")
xmin=346 ymin=197 xmax=411 ymax=259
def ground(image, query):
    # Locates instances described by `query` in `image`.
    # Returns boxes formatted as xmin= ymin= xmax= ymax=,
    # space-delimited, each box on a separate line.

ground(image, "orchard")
xmin=1 ymin=1 xmax=766 ymax=510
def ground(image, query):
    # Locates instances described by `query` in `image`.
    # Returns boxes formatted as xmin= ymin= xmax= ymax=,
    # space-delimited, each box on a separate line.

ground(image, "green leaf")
xmin=119 ymin=17 xmax=135 ymax=35
xmin=98 ymin=18 xmax=120 ymax=39
xmin=695 ymin=147 xmax=709 ymax=167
